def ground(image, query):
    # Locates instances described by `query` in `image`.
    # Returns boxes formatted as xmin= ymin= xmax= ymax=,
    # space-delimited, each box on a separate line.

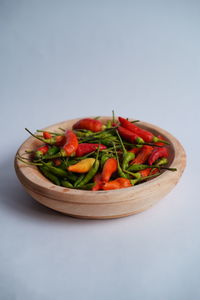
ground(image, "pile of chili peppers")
xmin=17 ymin=114 xmax=177 ymax=191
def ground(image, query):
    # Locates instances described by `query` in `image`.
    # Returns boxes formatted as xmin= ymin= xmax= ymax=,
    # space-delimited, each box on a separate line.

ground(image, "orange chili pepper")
xmin=92 ymin=173 xmax=103 ymax=191
xmin=62 ymin=130 xmax=78 ymax=156
xmin=101 ymin=158 xmax=118 ymax=182
xmin=102 ymin=177 xmax=131 ymax=190
xmin=43 ymin=131 xmax=52 ymax=139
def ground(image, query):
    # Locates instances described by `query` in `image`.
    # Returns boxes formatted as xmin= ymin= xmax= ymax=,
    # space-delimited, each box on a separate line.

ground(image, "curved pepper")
xmin=61 ymin=130 xmax=78 ymax=156
xmin=68 ymin=158 xmax=95 ymax=173
xmin=35 ymin=145 xmax=49 ymax=159
xmin=131 ymin=145 xmax=153 ymax=165
xmin=43 ymin=131 xmax=52 ymax=139
xmin=73 ymin=118 xmax=103 ymax=132
xmin=118 ymin=126 xmax=144 ymax=144
xmin=101 ymin=157 xmax=118 ymax=182
xmin=148 ymin=147 xmax=168 ymax=165
xmin=102 ymin=177 xmax=131 ymax=190
xmin=75 ymin=143 xmax=107 ymax=157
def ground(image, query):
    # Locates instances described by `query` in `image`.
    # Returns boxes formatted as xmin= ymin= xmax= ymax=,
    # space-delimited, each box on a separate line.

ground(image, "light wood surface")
xmin=14 ymin=117 xmax=186 ymax=219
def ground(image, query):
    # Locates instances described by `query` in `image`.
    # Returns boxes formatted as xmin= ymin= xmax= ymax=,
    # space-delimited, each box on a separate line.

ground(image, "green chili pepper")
xmin=65 ymin=171 xmax=78 ymax=183
xmin=115 ymin=130 xmax=135 ymax=169
xmin=153 ymin=158 xmax=168 ymax=166
xmin=77 ymin=147 xmax=100 ymax=188
xmin=61 ymin=180 xmax=74 ymax=188
xmin=39 ymin=166 xmax=61 ymax=185
xmin=47 ymin=146 xmax=60 ymax=156
xmin=128 ymin=164 xmax=150 ymax=172
xmin=77 ymin=183 xmax=95 ymax=190
xmin=106 ymin=120 xmax=112 ymax=128
xmin=43 ymin=163 xmax=69 ymax=178
xmin=74 ymin=174 xmax=85 ymax=188
xmin=113 ymin=142 xmax=130 ymax=179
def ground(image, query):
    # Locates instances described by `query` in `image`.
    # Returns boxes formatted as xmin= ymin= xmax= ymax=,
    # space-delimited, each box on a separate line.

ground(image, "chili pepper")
xmin=113 ymin=142 xmax=130 ymax=179
xmin=102 ymin=177 xmax=131 ymax=190
xmin=72 ymin=118 xmax=103 ymax=132
xmin=129 ymin=147 xmax=141 ymax=155
xmin=35 ymin=145 xmax=49 ymax=159
xmin=106 ymin=120 xmax=112 ymax=128
xmin=76 ymin=147 xmax=100 ymax=188
xmin=55 ymin=135 xmax=66 ymax=146
xmin=25 ymin=128 xmax=63 ymax=146
xmin=61 ymin=130 xmax=78 ymax=156
xmin=43 ymin=131 xmax=52 ymax=139
xmin=53 ymin=158 xmax=62 ymax=166
xmin=101 ymin=158 xmax=118 ymax=182
xmin=47 ymin=146 xmax=60 ymax=156
xmin=43 ymin=163 xmax=69 ymax=178
xmin=131 ymin=145 xmax=153 ymax=165
xmin=118 ymin=117 xmax=169 ymax=144
xmin=148 ymin=147 xmax=168 ymax=165
xmin=75 ymin=143 xmax=107 ymax=157
xmin=74 ymin=174 xmax=85 ymax=187
xmin=100 ymin=153 xmax=111 ymax=168
xmin=61 ymin=180 xmax=74 ymax=188
xmin=118 ymin=126 xmax=144 ymax=144
xmin=68 ymin=158 xmax=95 ymax=173
xmin=92 ymin=173 xmax=103 ymax=191
xmin=39 ymin=166 xmax=60 ymax=185
xmin=73 ymin=130 xmax=93 ymax=137
xmin=116 ymin=130 xmax=135 ymax=169
xmin=78 ymin=183 xmax=95 ymax=190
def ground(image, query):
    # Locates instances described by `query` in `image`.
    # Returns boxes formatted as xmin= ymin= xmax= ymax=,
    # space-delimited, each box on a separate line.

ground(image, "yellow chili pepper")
xmin=68 ymin=158 xmax=95 ymax=173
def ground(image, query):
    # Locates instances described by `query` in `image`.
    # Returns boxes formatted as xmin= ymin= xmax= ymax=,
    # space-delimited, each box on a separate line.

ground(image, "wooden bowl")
xmin=15 ymin=117 xmax=186 ymax=219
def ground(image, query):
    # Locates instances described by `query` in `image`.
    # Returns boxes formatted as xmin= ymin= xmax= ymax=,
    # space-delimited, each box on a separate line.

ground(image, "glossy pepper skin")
xmin=55 ymin=135 xmax=66 ymax=146
xmin=119 ymin=117 xmax=167 ymax=144
xmin=62 ymin=130 xmax=78 ymax=156
xmin=131 ymin=145 xmax=153 ymax=165
xmin=68 ymin=158 xmax=95 ymax=173
xmin=118 ymin=126 xmax=144 ymax=144
xmin=101 ymin=158 xmax=118 ymax=182
xmin=148 ymin=147 xmax=168 ymax=165
xmin=75 ymin=143 xmax=107 ymax=157
xmin=102 ymin=178 xmax=131 ymax=190
xmin=92 ymin=173 xmax=103 ymax=191
xmin=72 ymin=118 xmax=103 ymax=132
xmin=35 ymin=145 xmax=49 ymax=159
xmin=43 ymin=131 xmax=52 ymax=139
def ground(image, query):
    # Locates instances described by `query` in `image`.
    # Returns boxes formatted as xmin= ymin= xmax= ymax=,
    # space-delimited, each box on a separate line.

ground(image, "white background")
xmin=0 ymin=1 xmax=199 ymax=299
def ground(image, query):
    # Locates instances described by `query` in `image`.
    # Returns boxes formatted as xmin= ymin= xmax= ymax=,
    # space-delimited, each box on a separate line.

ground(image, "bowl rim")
xmin=15 ymin=116 xmax=186 ymax=204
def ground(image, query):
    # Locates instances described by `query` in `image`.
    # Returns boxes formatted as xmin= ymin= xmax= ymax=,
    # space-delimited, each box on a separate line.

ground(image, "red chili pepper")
xmin=53 ymin=158 xmax=62 ymax=166
xmin=62 ymin=130 xmax=78 ymax=156
xmin=75 ymin=143 xmax=107 ymax=157
xmin=101 ymin=157 xmax=118 ymax=182
xmin=72 ymin=118 xmax=103 ymax=132
xmin=35 ymin=145 xmax=49 ymax=158
xmin=102 ymin=177 xmax=132 ymax=190
xmin=119 ymin=117 xmax=167 ymax=144
xmin=55 ymin=135 xmax=66 ymax=147
xmin=139 ymin=168 xmax=152 ymax=178
xmin=148 ymin=147 xmax=168 ymax=165
xmin=43 ymin=131 xmax=52 ymax=139
xmin=92 ymin=173 xmax=103 ymax=191
xmin=118 ymin=126 xmax=144 ymax=144
xmin=129 ymin=147 xmax=141 ymax=155
xmin=37 ymin=145 xmax=49 ymax=154
xmin=131 ymin=145 xmax=153 ymax=165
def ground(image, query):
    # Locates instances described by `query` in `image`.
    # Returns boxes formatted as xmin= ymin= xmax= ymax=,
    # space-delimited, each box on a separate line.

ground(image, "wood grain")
xmin=14 ymin=117 xmax=186 ymax=219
